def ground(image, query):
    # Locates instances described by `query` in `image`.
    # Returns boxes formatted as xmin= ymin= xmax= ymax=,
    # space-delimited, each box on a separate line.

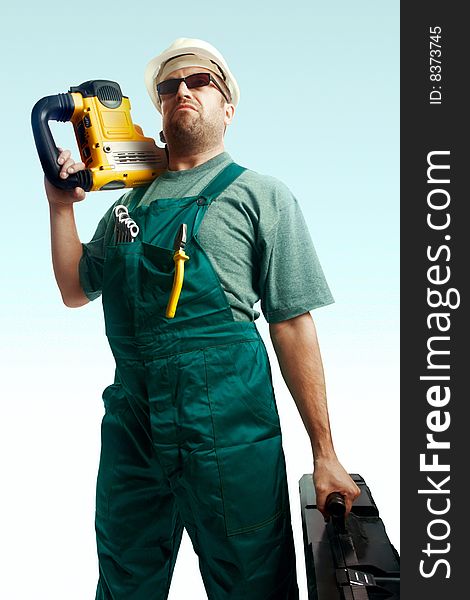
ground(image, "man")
xmin=46 ymin=38 xmax=360 ymax=599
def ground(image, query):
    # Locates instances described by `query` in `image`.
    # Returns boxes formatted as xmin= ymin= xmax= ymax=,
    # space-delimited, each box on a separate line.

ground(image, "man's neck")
xmin=167 ymin=143 xmax=225 ymax=171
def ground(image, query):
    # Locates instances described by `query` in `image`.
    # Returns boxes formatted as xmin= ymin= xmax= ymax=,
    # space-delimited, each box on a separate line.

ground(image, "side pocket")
xmin=204 ymin=343 xmax=288 ymax=536
xmin=95 ymin=384 xmax=129 ymax=519
xmin=232 ymin=339 xmax=281 ymax=426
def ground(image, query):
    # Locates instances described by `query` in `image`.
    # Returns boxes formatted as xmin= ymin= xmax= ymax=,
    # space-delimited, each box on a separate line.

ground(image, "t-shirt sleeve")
xmin=78 ymin=199 xmax=124 ymax=301
xmin=258 ymin=182 xmax=334 ymax=323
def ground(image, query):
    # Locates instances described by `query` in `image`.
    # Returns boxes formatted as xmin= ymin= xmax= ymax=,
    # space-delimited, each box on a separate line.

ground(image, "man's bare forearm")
xmin=269 ymin=312 xmax=335 ymax=461
xmin=270 ymin=311 xmax=361 ymax=515
xmin=49 ymin=203 xmax=89 ymax=308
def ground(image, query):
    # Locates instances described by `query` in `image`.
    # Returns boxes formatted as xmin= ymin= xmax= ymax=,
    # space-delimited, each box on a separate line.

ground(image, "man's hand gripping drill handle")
xmin=45 ymin=148 xmax=89 ymax=307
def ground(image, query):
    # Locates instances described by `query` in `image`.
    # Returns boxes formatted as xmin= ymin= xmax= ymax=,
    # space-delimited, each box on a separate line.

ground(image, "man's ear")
xmin=159 ymin=130 xmax=167 ymax=144
xmin=224 ymin=103 xmax=235 ymax=127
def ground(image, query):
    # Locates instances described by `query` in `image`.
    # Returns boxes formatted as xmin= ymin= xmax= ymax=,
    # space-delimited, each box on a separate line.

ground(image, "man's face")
xmin=159 ymin=66 xmax=234 ymax=153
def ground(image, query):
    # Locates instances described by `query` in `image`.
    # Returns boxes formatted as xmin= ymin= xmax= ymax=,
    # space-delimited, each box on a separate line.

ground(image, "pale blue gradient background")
xmin=0 ymin=2 xmax=399 ymax=598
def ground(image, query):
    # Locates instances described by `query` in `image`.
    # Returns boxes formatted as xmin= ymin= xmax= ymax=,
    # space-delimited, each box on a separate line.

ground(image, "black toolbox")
xmin=299 ymin=473 xmax=400 ymax=599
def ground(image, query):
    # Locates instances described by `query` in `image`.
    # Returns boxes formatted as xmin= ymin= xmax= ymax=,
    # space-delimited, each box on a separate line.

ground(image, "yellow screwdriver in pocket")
xmin=166 ymin=223 xmax=189 ymax=318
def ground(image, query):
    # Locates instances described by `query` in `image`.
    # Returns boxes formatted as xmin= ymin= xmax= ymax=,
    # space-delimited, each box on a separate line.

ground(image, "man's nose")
xmin=175 ymin=81 xmax=191 ymax=99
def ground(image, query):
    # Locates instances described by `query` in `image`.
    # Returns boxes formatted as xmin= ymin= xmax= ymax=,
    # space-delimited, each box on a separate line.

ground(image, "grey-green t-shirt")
xmin=79 ymin=151 xmax=334 ymax=323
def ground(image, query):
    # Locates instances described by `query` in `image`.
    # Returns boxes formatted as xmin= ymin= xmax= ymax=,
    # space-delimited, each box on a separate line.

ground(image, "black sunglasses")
xmin=157 ymin=72 xmax=230 ymax=103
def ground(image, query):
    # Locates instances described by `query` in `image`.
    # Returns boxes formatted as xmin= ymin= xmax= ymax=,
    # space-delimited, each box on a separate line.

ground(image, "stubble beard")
xmin=165 ymin=108 xmax=224 ymax=155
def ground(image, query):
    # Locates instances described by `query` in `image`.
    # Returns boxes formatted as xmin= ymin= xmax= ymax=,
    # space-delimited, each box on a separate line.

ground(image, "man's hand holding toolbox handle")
xmin=325 ymin=491 xmax=347 ymax=533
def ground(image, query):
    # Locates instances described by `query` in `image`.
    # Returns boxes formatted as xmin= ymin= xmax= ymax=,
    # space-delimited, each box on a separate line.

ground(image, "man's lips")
xmin=174 ymin=104 xmax=198 ymax=113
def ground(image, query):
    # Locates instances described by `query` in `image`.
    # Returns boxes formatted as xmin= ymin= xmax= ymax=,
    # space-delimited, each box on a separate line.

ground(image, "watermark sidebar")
xmin=401 ymin=2 xmax=467 ymax=598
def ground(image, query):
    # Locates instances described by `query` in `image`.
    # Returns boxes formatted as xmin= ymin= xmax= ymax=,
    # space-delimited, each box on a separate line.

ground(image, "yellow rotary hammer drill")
xmin=31 ymin=79 xmax=167 ymax=192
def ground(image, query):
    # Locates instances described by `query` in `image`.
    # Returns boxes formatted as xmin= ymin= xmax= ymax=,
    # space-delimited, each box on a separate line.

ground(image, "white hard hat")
xmin=144 ymin=38 xmax=240 ymax=114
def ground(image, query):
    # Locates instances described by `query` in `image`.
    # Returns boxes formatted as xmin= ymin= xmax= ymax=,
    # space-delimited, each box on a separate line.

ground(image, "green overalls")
xmin=95 ymin=162 xmax=299 ymax=599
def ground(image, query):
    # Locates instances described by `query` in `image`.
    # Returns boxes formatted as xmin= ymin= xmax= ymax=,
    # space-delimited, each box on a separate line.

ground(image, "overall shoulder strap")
xmin=199 ymin=162 xmax=246 ymax=201
xmin=192 ymin=162 xmax=246 ymax=238
xmin=127 ymin=185 xmax=148 ymax=212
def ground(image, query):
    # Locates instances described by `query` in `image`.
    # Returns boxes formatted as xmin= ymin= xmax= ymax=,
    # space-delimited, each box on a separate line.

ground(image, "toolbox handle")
xmin=31 ymin=93 xmax=93 ymax=191
xmin=325 ymin=492 xmax=347 ymax=532
xmin=325 ymin=492 xmax=346 ymax=517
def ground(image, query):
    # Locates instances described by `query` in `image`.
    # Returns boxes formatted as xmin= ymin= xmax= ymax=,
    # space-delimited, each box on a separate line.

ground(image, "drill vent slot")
xmin=97 ymin=84 xmax=122 ymax=108
xmin=98 ymin=86 xmax=121 ymax=102
xmin=113 ymin=151 xmax=161 ymax=164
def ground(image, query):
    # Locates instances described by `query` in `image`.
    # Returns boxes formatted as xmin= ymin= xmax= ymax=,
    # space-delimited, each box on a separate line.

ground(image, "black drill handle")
xmin=31 ymin=93 xmax=93 ymax=191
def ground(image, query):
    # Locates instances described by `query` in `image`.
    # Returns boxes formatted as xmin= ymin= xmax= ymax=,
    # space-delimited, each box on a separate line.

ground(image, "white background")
xmin=0 ymin=1 xmax=399 ymax=598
